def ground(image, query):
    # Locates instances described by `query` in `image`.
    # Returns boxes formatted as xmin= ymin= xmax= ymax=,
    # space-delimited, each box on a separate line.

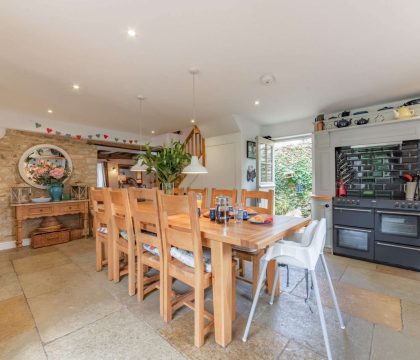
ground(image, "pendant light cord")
xmin=192 ymin=72 xmax=196 ymax=122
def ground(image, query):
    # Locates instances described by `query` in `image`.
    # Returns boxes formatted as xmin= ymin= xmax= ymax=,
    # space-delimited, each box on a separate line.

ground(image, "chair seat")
xmin=141 ymin=250 xmax=161 ymax=269
xmin=97 ymin=226 xmax=108 ymax=234
xmin=233 ymin=245 xmax=259 ymax=254
xmin=170 ymin=247 xmax=212 ymax=273
xmin=120 ymin=230 xmax=160 ymax=257
xmin=169 ymin=258 xmax=212 ymax=288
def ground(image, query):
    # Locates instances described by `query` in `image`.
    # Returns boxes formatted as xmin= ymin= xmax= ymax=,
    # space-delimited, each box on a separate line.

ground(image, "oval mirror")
xmin=18 ymin=144 xmax=73 ymax=189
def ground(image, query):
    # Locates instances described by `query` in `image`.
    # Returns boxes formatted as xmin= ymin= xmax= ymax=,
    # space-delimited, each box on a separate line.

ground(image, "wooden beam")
xmin=87 ymin=139 xmax=160 ymax=152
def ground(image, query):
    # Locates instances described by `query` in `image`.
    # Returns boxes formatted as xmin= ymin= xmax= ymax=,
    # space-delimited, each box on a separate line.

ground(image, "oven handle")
xmin=376 ymin=210 xmax=420 ymax=216
xmin=334 ymin=207 xmax=372 ymax=213
xmin=376 ymin=241 xmax=420 ymax=252
xmin=334 ymin=225 xmax=372 ymax=233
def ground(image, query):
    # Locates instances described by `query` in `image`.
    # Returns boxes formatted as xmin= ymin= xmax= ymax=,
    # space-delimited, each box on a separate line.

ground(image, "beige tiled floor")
xmin=1 ymin=238 xmax=420 ymax=359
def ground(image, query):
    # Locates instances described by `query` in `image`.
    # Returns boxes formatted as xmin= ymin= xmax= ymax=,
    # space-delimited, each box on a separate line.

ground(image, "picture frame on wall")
xmin=247 ymin=140 xmax=257 ymax=159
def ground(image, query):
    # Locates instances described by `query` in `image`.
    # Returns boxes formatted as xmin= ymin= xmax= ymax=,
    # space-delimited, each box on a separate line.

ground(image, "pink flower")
xmin=49 ymin=167 xmax=65 ymax=180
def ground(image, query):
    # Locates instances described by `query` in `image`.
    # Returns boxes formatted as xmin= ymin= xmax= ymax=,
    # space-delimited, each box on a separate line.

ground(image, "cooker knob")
xmin=415 ymin=204 xmax=419 ymax=209
xmin=408 ymin=203 xmax=413 ymax=209
xmin=395 ymin=202 xmax=399 ymax=208
xmin=401 ymin=203 xmax=406 ymax=208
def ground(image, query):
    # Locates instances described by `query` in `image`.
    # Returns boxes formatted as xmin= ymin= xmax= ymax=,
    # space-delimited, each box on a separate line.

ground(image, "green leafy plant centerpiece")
xmin=137 ymin=141 xmax=191 ymax=194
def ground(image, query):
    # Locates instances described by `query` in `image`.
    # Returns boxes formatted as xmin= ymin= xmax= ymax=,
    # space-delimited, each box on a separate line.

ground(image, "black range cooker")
xmin=333 ymin=197 xmax=420 ymax=271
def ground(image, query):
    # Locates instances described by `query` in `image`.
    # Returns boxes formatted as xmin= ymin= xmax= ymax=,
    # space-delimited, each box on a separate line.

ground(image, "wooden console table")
xmin=11 ymin=200 xmax=89 ymax=248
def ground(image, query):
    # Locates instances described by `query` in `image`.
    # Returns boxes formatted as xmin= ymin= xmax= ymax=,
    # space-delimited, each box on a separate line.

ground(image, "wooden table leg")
xmin=266 ymin=259 xmax=280 ymax=297
xmin=211 ymin=240 xmax=233 ymax=347
xmin=16 ymin=219 xmax=23 ymax=248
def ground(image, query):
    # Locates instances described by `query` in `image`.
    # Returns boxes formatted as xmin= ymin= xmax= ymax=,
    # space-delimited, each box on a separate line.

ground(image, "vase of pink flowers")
xmin=29 ymin=161 xmax=69 ymax=201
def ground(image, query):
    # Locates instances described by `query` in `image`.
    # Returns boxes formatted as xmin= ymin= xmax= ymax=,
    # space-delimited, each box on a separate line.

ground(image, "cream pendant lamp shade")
xmin=182 ymin=69 xmax=208 ymax=175
xmin=182 ymin=155 xmax=208 ymax=174
xmin=131 ymin=95 xmax=148 ymax=172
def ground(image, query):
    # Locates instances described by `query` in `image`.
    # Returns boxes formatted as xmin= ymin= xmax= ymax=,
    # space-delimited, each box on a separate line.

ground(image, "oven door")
xmin=375 ymin=210 xmax=420 ymax=247
xmin=333 ymin=225 xmax=374 ymax=260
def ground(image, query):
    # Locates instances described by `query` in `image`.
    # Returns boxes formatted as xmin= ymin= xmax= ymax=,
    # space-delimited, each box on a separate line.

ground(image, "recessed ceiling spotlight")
xmin=190 ymin=119 xmax=195 ymax=124
xmin=151 ymin=130 xmax=155 ymax=134
xmin=127 ymin=28 xmax=136 ymax=37
xmin=254 ymin=100 xmax=260 ymax=106
xmin=47 ymin=109 xmax=53 ymax=114
xmin=72 ymin=84 xmax=80 ymax=90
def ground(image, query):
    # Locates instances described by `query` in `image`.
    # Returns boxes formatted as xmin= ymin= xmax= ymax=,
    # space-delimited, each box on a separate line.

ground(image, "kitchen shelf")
xmin=319 ymin=116 xmax=420 ymax=134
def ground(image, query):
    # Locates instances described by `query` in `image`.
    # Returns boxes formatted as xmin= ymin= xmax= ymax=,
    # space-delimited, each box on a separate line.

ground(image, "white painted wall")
xmin=261 ymin=117 xmax=312 ymax=139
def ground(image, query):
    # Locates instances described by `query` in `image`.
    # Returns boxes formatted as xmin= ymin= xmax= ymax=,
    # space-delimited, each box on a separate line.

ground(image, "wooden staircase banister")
xmin=176 ymin=126 xmax=206 ymax=188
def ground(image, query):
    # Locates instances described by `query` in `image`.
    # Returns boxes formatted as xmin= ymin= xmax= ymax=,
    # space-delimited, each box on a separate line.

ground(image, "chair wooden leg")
xmin=106 ymin=237 xmax=113 ymax=281
xmin=128 ymin=248 xmax=136 ymax=296
xmin=239 ymin=259 xmax=244 ymax=277
xmin=252 ymin=256 xmax=260 ymax=298
xmin=194 ymin=285 xmax=205 ymax=347
xmin=95 ymin=237 xmax=102 ymax=272
xmin=163 ymin=268 xmax=173 ymax=322
xmin=113 ymin=245 xmax=120 ymax=283
xmin=137 ymin=254 xmax=144 ymax=302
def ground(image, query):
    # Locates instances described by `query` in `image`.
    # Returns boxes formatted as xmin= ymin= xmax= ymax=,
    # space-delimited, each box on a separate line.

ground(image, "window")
xmin=257 ymin=137 xmax=275 ymax=188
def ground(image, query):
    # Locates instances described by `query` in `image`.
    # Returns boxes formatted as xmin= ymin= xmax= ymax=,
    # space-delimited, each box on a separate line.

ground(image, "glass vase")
xmin=162 ymin=182 xmax=175 ymax=195
xmin=48 ymin=183 xmax=63 ymax=201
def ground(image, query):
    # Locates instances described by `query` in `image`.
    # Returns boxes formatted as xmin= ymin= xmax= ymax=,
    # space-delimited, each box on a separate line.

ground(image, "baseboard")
xmin=0 ymin=238 xmax=31 ymax=251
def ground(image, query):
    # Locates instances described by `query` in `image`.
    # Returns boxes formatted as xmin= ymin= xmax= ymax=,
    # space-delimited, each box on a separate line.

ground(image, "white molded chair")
xmin=242 ymin=219 xmax=345 ymax=360
xmin=279 ymin=220 xmax=319 ymax=299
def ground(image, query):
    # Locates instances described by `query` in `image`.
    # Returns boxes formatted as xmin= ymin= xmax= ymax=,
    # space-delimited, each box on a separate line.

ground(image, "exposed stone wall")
xmin=0 ymin=129 xmax=97 ymax=244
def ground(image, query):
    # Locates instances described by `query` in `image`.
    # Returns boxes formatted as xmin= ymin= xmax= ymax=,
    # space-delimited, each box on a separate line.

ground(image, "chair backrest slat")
xmin=109 ymin=189 xmax=135 ymax=244
xmin=128 ymin=188 xmax=162 ymax=251
xmin=158 ymin=192 xmax=204 ymax=273
xmin=90 ymin=187 xmax=112 ymax=227
xmin=241 ymin=189 xmax=274 ymax=215
xmin=210 ymin=188 xmax=237 ymax=207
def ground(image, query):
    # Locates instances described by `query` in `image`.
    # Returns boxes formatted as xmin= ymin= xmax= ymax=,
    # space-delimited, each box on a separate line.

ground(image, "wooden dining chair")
xmin=210 ymin=188 xmax=237 ymax=207
xmin=174 ymin=187 xmax=187 ymax=195
xmin=187 ymin=188 xmax=208 ymax=209
xmin=234 ymin=189 xmax=274 ymax=298
xmin=128 ymin=188 xmax=164 ymax=314
xmin=109 ymin=188 xmax=136 ymax=296
xmin=158 ymin=192 xmax=236 ymax=347
xmin=90 ymin=187 xmax=113 ymax=281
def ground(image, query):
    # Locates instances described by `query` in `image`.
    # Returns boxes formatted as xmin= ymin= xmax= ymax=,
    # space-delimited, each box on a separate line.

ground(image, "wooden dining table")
xmin=168 ymin=214 xmax=311 ymax=347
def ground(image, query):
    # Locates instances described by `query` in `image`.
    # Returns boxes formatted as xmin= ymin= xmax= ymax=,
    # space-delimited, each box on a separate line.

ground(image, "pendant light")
xmin=131 ymin=95 xmax=148 ymax=172
xmin=183 ymin=69 xmax=208 ymax=174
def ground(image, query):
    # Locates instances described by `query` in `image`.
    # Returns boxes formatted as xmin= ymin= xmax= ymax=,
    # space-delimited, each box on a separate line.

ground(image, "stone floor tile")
xmin=340 ymin=266 xmax=420 ymax=305
xmin=55 ymin=238 xmax=95 ymax=257
xmin=401 ymin=301 xmax=420 ymax=340
xmin=45 ymin=309 xmax=185 ymax=360
xmin=0 ymin=259 xmax=14 ymax=275
xmin=255 ymin=292 xmax=373 ymax=360
xmin=294 ymin=275 xmax=401 ymax=331
xmin=18 ymin=262 xmax=90 ymax=299
xmin=0 ymin=272 xmax=22 ymax=301
xmin=5 ymin=246 xmax=57 ymax=261
xmin=12 ymin=251 xmax=71 ymax=275
xmin=278 ymin=340 xmax=326 ymax=360
xmin=0 ymin=296 xmax=35 ymax=343
xmin=376 ymin=264 xmax=420 ymax=282
xmin=0 ymin=328 xmax=46 ymax=360
xmin=371 ymin=324 xmax=420 ymax=360
xmin=27 ymin=280 xmax=122 ymax=342
xmin=160 ymin=311 xmax=288 ymax=360
xmin=70 ymin=251 xmax=97 ymax=273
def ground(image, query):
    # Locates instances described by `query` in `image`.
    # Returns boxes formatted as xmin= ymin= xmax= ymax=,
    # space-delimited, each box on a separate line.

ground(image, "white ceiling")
xmin=1 ymin=0 xmax=420 ymax=135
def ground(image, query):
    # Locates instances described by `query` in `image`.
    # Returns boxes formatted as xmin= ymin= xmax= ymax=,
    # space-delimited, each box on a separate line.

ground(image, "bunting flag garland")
xmin=33 ymin=121 xmax=138 ymax=145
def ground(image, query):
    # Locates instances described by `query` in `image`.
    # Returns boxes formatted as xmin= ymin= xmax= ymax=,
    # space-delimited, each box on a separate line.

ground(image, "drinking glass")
xmin=234 ymin=203 xmax=244 ymax=223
